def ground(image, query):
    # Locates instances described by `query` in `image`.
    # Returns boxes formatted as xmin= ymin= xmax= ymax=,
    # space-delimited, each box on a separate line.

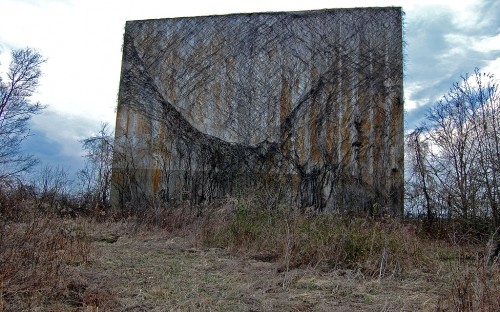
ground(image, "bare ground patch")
xmin=87 ymin=227 xmax=446 ymax=311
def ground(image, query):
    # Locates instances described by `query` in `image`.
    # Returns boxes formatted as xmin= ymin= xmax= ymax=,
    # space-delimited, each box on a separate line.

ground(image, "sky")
xmin=0 ymin=0 xmax=499 ymax=178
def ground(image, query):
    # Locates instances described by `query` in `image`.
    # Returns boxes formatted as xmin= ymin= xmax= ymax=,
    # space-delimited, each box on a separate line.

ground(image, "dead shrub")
xmin=0 ymin=215 xmax=93 ymax=310
xmin=437 ymin=241 xmax=500 ymax=311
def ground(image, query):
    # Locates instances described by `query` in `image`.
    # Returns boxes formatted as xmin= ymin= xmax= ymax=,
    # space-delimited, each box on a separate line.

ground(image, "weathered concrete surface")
xmin=112 ymin=8 xmax=404 ymax=214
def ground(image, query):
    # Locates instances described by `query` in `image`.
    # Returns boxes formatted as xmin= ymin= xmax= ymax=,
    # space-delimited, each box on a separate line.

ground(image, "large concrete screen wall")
xmin=112 ymin=8 xmax=404 ymax=214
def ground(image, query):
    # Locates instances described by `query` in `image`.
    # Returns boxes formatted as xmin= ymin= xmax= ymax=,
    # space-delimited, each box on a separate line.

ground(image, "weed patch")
xmin=200 ymin=206 xmax=431 ymax=277
xmin=0 ymin=216 xmax=107 ymax=311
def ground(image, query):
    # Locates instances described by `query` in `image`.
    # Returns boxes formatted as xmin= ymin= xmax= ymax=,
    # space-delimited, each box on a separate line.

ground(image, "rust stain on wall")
xmin=112 ymin=8 xmax=404 ymax=215
xmin=279 ymin=76 xmax=291 ymax=123
xmin=152 ymin=168 xmax=161 ymax=193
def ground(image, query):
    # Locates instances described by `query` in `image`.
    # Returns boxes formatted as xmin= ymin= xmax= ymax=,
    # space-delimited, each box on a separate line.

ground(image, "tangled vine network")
xmin=112 ymin=8 xmax=404 ymax=214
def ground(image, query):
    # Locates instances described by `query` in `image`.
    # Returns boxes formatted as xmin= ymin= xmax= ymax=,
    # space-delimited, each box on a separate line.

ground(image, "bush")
xmin=0 ymin=215 xmax=94 ymax=310
xmin=201 ymin=204 xmax=430 ymax=277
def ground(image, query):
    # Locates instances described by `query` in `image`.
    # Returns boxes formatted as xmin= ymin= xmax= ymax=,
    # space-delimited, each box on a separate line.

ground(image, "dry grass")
xmin=436 ymin=245 xmax=500 ymax=311
xmin=91 ymin=232 xmax=445 ymax=311
xmin=199 ymin=204 xmax=432 ymax=278
xmin=1 ymin=199 xmax=498 ymax=311
xmin=0 ymin=214 xmax=116 ymax=311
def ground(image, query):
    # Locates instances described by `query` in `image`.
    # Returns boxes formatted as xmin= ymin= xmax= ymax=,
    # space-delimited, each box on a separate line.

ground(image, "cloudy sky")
xmin=0 ymin=0 xmax=499 ymax=176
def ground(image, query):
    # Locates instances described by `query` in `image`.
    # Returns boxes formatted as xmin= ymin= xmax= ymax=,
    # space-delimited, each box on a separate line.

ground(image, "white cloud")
xmin=404 ymin=85 xmax=430 ymax=111
xmin=473 ymin=34 xmax=500 ymax=53
xmin=483 ymin=57 xmax=500 ymax=77
xmin=29 ymin=110 xmax=101 ymax=159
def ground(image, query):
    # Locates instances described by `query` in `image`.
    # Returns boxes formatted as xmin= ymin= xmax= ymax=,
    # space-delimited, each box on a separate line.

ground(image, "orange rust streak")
xmin=152 ymin=168 xmax=161 ymax=193
xmin=309 ymin=66 xmax=320 ymax=162
xmin=279 ymin=77 xmax=291 ymax=123
xmin=310 ymin=107 xmax=320 ymax=162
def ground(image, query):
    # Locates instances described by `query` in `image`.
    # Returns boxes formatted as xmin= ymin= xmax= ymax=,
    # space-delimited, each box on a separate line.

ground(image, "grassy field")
xmin=1 ymin=203 xmax=499 ymax=311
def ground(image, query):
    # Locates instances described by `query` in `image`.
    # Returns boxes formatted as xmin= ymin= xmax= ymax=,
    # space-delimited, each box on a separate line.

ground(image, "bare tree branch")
xmin=0 ymin=48 xmax=46 ymax=183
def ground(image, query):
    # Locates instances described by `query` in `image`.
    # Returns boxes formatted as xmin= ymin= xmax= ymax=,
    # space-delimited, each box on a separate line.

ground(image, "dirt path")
xmin=83 ymin=230 xmax=443 ymax=311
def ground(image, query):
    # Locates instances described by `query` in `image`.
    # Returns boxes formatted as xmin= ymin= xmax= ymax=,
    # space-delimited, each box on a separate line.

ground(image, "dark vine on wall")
xmin=111 ymin=8 xmax=404 ymax=215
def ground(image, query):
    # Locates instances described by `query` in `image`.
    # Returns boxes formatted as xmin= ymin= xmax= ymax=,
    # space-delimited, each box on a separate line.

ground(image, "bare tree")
xmin=427 ymin=88 xmax=479 ymax=219
xmin=406 ymin=128 xmax=434 ymax=219
xmin=33 ymin=164 xmax=73 ymax=212
xmin=0 ymin=48 xmax=46 ymax=183
xmin=466 ymin=70 xmax=500 ymax=225
xmin=407 ymin=69 xmax=500 ymax=226
xmin=79 ymin=123 xmax=114 ymax=208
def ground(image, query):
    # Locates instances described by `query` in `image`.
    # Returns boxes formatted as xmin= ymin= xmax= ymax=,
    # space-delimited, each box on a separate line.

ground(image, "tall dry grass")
xmin=198 ymin=203 xmax=431 ymax=278
xmin=0 ymin=209 xmax=115 ymax=311
xmin=437 ymin=232 xmax=500 ymax=311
